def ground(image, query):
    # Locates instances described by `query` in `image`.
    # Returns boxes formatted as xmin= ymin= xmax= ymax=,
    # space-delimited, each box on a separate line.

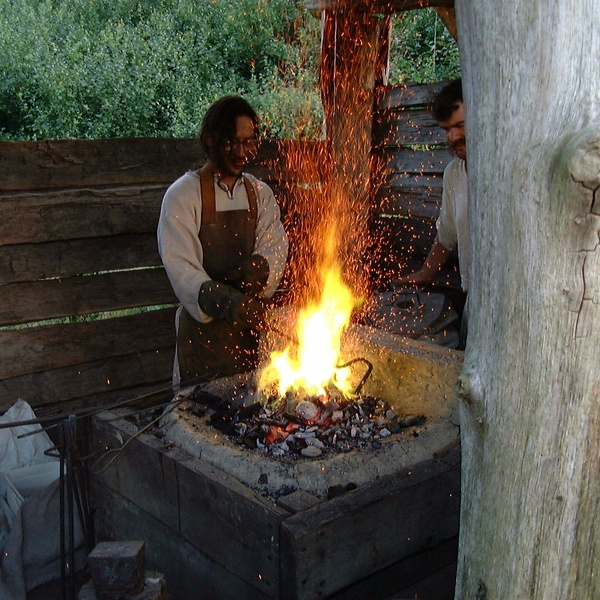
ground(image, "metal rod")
xmin=66 ymin=415 xmax=76 ymax=600
xmin=59 ymin=423 xmax=66 ymax=600
xmin=336 ymin=357 xmax=374 ymax=395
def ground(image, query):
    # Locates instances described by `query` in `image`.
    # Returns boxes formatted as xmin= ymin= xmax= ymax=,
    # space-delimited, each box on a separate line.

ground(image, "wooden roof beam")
xmin=305 ymin=0 xmax=454 ymax=16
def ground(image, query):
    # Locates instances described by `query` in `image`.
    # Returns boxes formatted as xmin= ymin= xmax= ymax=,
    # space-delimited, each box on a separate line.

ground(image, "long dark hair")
xmin=199 ymin=96 xmax=258 ymax=157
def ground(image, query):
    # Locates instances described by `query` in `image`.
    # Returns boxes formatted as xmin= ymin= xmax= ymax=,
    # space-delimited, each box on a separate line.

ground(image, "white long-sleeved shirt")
xmin=157 ymin=170 xmax=289 ymax=322
xmin=436 ymin=157 xmax=470 ymax=291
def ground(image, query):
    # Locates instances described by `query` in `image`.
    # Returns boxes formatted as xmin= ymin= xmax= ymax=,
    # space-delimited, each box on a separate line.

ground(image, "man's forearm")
xmin=396 ymin=237 xmax=452 ymax=286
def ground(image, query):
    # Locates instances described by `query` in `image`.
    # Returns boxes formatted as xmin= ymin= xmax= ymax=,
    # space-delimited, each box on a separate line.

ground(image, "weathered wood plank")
xmin=0 ymin=307 xmax=176 ymax=379
xmin=375 ymin=173 xmax=443 ymax=212
xmin=0 ymin=268 xmax=176 ymax=326
xmin=0 ymin=138 xmax=201 ymax=191
xmin=280 ymin=455 xmax=460 ymax=600
xmin=0 ymin=233 xmax=160 ymax=284
xmin=376 ymin=190 xmax=441 ymax=220
xmin=93 ymin=486 xmax=267 ymax=600
xmin=376 ymin=81 xmax=449 ymax=111
xmin=0 ymin=349 xmax=175 ymax=413
xmin=42 ymin=381 xmax=176 ymax=417
xmin=305 ymin=0 xmax=454 ymax=15
xmin=326 ymin=536 xmax=458 ymax=600
xmin=0 ymin=186 xmax=166 ymax=245
xmin=378 ymin=148 xmax=454 ymax=175
xmin=177 ymin=455 xmax=283 ymax=594
xmin=0 ymin=138 xmax=323 ymax=192
xmin=373 ymin=214 xmax=437 ymax=256
xmin=373 ymin=108 xmax=447 ymax=147
xmin=375 ymin=174 xmax=443 ymax=219
xmin=92 ymin=412 xmax=287 ymax=596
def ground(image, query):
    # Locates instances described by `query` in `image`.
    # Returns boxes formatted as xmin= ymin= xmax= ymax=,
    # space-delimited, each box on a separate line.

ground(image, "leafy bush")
xmin=0 ymin=1 xmax=458 ymax=141
xmin=390 ymin=9 xmax=461 ymax=84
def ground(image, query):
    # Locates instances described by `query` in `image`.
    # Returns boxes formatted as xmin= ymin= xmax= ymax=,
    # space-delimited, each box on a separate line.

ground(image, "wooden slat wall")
xmin=0 ymin=138 xmax=320 ymax=414
xmin=370 ymin=81 xmax=460 ymax=286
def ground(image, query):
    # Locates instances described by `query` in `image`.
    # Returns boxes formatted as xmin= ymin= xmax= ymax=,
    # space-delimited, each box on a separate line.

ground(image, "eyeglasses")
xmin=222 ymin=137 xmax=259 ymax=156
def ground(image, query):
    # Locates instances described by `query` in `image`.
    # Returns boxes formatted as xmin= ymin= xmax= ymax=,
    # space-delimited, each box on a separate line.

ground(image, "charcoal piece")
xmin=327 ymin=484 xmax=346 ymax=499
xmin=398 ymin=415 xmax=427 ymax=428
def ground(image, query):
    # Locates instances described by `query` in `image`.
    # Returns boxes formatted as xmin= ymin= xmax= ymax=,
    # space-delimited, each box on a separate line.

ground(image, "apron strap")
xmin=199 ymin=162 xmax=216 ymax=224
xmin=243 ymin=176 xmax=258 ymax=222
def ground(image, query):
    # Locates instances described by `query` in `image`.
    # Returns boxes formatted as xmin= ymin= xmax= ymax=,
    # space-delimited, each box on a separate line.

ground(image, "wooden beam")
xmin=305 ymin=0 xmax=454 ymax=16
xmin=318 ymin=8 xmax=382 ymax=282
xmin=434 ymin=7 xmax=458 ymax=40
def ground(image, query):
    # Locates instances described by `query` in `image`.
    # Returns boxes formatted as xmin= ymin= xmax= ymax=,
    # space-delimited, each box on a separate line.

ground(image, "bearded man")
xmin=395 ymin=79 xmax=469 ymax=346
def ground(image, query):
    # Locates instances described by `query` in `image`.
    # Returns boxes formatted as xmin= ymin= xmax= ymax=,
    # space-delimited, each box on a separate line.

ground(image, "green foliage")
xmin=0 ymin=0 xmax=322 ymax=140
xmin=0 ymin=2 xmax=459 ymax=141
xmin=389 ymin=9 xmax=461 ymax=85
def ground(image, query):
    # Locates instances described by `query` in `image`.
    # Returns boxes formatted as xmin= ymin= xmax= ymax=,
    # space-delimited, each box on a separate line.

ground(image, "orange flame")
xmin=259 ymin=225 xmax=361 ymax=399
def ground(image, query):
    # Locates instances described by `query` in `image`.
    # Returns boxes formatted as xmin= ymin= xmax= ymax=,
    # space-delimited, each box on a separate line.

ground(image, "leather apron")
xmin=177 ymin=163 xmax=260 ymax=386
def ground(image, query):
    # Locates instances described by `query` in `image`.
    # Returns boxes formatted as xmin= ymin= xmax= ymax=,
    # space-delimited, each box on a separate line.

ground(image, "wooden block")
xmin=78 ymin=571 xmax=167 ymax=600
xmin=88 ymin=540 xmax=146 ymax=598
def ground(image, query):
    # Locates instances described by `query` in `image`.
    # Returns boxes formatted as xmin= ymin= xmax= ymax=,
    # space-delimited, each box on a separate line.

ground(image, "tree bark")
xmin=455 ymin=1 xmax=600 ymax=598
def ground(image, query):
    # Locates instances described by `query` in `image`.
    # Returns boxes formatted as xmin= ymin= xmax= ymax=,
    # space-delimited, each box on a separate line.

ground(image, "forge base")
xmin=91 ymin=411 xmax=460 ymax=600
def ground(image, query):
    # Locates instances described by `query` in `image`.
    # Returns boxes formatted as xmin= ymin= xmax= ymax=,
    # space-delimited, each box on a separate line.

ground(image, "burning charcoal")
xmin=331 ymin=410 xmax=343 ymax=423
xmin=264 ymin=425 xmax=288 ymax=446
xmin=241 ymin=435 xmax=257 ymax=449
xmin=285 ymin=421 xmax=300 ymax=433
xmin=301 ymin=445 xmax=322 ymax=458
xmin=237 ymin=402 xmax=262 ymax=420
xmin=322 ymin=396 xmax=340 ymax=411
xmin=296 ymin=400 xmax=321 ymax=423
xmin=270 ymin=444 xmax=288 ymax=457
xmin=234 ymin=422 xmax=247 ymax=436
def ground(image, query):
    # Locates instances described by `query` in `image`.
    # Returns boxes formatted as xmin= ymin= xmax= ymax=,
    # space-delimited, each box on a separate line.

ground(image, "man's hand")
xmin=392 ymin=270 xmax=432 ymax=288
xmin=198 ymin=280 xmax=266 ymax=329
xmin=222 ymin=255 xmax=269 ymax=296
xmin=393 ymin=238 xmax=452 ymax=289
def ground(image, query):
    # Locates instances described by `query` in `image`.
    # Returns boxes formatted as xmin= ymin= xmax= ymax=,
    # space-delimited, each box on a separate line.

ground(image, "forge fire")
xmin=177 ymin=380 xmax=427 ymax=459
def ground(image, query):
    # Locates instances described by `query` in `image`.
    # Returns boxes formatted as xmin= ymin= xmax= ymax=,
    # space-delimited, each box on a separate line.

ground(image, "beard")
xmin=450 ymin=137 xmax=466 ymax=160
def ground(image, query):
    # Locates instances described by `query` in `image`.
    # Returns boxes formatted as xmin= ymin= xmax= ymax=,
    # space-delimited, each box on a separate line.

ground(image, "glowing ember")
xmin=259 ymin=225 xmax=361 ymax=400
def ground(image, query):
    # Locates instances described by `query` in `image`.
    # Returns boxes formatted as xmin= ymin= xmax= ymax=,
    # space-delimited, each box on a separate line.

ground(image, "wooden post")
xmin=318 ymin=7 xmax=385 ymax=290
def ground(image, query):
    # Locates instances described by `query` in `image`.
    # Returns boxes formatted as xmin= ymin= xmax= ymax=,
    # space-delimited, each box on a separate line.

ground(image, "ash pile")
xmin=178 ymin=382 xmax=427 ymax=460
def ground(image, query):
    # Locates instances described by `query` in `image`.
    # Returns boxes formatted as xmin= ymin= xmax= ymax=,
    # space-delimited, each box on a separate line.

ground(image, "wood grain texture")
xmin=455 ymin=1 xmax=600 ymax=598
xmin=1 ymin=268 xmax=176 ymax=325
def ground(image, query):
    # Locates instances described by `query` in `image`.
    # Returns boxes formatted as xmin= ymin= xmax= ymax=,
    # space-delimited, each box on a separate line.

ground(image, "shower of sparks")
xmin=257 ymin=7 xmax=451 ymax=398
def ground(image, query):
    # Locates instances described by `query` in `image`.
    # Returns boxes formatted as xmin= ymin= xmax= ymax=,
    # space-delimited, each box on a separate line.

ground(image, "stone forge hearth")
xmin=159 ymin=323 xmax=461 ymax=500
xmin=91 ymin=323 xmax=463 ymax=600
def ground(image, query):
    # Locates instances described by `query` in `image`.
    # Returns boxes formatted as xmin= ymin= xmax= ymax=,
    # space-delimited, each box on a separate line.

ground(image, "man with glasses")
xmin=158 ymin=96 xmax=289 ymax=387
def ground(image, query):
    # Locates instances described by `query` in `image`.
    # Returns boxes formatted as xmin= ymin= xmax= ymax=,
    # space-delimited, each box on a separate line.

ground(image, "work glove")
xmin=222 ymin=255 xmax=269 ymax=296
xmin=198 ymin=280 xmax=266 ymax=329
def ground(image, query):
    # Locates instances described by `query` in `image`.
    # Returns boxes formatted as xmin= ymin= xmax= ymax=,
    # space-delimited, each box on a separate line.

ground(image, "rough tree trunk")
xmin=455 ymin=1 xmax=600 ymax=598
